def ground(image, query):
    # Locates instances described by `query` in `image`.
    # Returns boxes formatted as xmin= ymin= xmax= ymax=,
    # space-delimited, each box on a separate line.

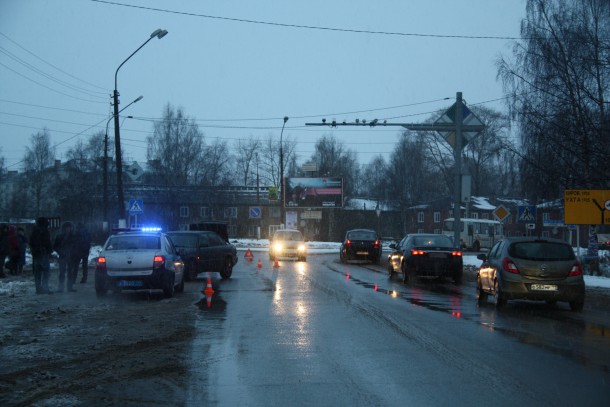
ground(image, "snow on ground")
xmin=2 ymin=240 xmax=608 ymax=298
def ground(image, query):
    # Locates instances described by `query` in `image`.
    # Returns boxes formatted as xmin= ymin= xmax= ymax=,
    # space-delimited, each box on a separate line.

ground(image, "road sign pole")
xmin=454 ymin=92 xmax=463 ymax=247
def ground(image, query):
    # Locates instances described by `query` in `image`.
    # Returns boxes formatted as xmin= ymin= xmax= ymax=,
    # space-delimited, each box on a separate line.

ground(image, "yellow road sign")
xmin=564 ymin=189 xmax=610 ymax=225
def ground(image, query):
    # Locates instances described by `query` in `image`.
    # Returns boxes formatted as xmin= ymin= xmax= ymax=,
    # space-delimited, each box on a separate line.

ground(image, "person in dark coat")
xmin=6 ymin=225 xmax=20 ymax=275
xmin=16 ymin=227 xmax=28 ymax=274
xmin=29 ymin=217 xmax=53 ymax=294
xmin=53 ymin=221 xmax=80 ymax=293
xmin=76 ymin=222 xmax=91 ymax=283
xmin=0 ymin=224 xmax=8 ymax=278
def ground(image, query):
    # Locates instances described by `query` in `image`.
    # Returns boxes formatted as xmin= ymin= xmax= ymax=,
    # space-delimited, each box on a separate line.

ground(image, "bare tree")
xmin=147 ymin=104 xmax=205 ymax=186
xmin=498 ymin=0 xmax=610 ymax=199
xmin=235 ymin=137 xmax=261 ymax=185
xmin=311 ymin=134 xmax=359 ymax=196
xmin=23 ymin=129 xmax=56 ymax=216
xmin=201 ymin=139 xmax=234 ymax=187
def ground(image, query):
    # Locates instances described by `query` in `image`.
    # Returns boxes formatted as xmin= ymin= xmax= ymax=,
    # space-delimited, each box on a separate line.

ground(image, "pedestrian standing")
xmin=76 ymin=222 xmax=91 ymax=283
xmin=29 ymin=217 xmax=53 ymax=294
xmin=16 ymin=227 xmax=28 ymax=274
xmin=53 ymin=221 xmax=80 ymax=293
xmin=6 ymin=225 xmax=20 ymax=274
xmin=0 ymin=224 xmax=8 ymax=278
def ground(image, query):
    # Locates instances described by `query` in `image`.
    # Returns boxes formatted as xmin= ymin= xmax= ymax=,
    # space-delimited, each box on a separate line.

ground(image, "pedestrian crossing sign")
xmin=517 ymin=205 xmax=536 ymax=223
xmin=129 ymin=199 xmax=143 ymax=215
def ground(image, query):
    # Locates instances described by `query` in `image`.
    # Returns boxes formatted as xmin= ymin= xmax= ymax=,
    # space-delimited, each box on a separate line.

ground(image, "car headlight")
xmin=298 ymin=244 xmax=306 ymax=252
xmin=274 ymin=243 xmax=283 ymax=252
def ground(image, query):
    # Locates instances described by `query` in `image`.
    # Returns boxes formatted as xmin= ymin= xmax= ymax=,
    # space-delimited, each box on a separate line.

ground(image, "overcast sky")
xmin=1 ymin=0 xmax=526 ymax=171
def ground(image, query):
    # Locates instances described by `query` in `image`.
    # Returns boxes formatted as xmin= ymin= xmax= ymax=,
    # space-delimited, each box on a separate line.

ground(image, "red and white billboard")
xmin=285 ymin=177 xmax=343 ymax=208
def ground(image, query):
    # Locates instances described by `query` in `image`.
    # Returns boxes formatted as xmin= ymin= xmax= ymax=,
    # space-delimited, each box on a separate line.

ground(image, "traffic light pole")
xmin=306 ymin=92 xmax=483 ymax=247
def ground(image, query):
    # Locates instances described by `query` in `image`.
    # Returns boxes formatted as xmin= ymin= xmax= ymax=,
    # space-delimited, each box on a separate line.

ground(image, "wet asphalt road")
xmin=185 ymin=253 xmax=610 ymax=406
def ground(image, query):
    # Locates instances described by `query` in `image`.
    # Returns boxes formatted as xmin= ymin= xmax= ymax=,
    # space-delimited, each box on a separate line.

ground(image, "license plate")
xmin=530 ymin=284 xmax=558 ymax=291
xmin=356 ymin=251 xmax=369 ymax=255
xmin=428 ymin=253 xmax=446 ymax=258
xmin=118 ymin=280 xmax=143 ymax=287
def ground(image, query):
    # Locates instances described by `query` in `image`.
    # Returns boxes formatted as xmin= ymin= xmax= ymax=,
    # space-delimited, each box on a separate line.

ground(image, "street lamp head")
xmin=134 ymin=95 xmax=143 ymax=103
xmin=283 ymin=116 xmax=289 ymax=124
xmin=150 ymin=29 xmax=168 ymax=39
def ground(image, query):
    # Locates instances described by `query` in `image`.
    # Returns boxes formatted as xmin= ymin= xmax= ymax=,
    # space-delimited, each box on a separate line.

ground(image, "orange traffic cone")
xmin=244 ymin=248 xmax=254 ymax=262
xmin=257 ymin=258 xmax=262 ymax=269
xmin=273 ymin=257 xmax=280 ymax=268
xmin=203 ymin=278 xmax=214 ymax=308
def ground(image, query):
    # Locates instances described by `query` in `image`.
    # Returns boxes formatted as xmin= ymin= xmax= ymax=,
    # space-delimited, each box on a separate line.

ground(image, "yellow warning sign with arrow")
xmin=564 ymin=189 xmax=610 ymax=225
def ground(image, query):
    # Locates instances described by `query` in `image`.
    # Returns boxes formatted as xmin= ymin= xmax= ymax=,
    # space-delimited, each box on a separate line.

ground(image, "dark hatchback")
xmin=476 ymin=237 xmax=585 ymax=311
xmin=166 ymin=231 xmax=238 ymax=280
xmin=388 ymin=233 xmax=463 ymax=284
xmin=340 ymin=229 xmax=382 ymax=264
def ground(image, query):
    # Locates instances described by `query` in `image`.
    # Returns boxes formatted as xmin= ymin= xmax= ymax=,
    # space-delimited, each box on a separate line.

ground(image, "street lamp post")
xmin=104 ymin=96 xmax=142 ymax=229
xmin=113 ymin=29 xmax=167 ymax=225
xmin=279 ymin=116 xmax=289 ymax=228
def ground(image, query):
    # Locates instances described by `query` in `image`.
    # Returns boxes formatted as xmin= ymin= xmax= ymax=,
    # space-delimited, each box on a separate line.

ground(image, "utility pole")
xmin=306 ymin=92 xmax=483 ymax=247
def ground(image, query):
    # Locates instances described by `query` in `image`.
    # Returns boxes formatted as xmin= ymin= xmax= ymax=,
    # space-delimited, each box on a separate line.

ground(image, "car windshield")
xmin=274 ymin=231 xmax=303 ymax=241
xmin=347 ymin=231 xmax=377 ymax=240
xmin=509 ymin=241 xmax=575 ymax=261
xmin=105 ymin=235 xmax=160 ymax=251
xmin=167 ymin=234 xmax=198 ymax=247
xmin=411 ymin=235 xmax=454 ymax=248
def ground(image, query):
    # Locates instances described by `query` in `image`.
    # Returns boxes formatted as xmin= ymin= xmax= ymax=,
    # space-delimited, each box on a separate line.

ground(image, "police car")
xmin=94 ymin=228 xmax=185 ymax=298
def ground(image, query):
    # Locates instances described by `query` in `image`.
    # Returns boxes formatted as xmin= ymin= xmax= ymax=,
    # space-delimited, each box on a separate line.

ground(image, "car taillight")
xmin=153 ymin=255 xmax=165 ymax=268
xmin=96 ymin=256 xmax=107 ymax=270
xmin=374 ymin=240 xmax=379 ymax=249
xmin=569 ymin=262 xmax=583 ymax=276
xmin=411 ymin=250 xmax=425 ymax=256
xmin=502 ymin=257 xmax=520 ymax=274
xmin=451 ymin=251 xmax=462 ymax=257
xmin=346 ymin=240 xmax=351 ymax=247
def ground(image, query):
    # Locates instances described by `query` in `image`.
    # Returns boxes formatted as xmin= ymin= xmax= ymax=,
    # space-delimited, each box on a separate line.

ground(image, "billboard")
xmin=285 ymin=177 xmax=343 ymax=208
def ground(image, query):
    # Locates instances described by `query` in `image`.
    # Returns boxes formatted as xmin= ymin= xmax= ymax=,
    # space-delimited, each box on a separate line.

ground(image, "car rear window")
xmin=106 ymin=235 xmax=160 ymax=250
xmin=168 ymin=234 xmax=198 ymax=247
xmin=509 ymin=241 xmax=575 ymax=261
xmin=412 ymin=235 xmax=454 ymax=247
xmin=347 ymin=231 xmax=377 ymax=240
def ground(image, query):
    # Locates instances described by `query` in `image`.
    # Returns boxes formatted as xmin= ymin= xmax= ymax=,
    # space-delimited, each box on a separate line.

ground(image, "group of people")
xmin=1 ymin=218 xmax=91 ymax=295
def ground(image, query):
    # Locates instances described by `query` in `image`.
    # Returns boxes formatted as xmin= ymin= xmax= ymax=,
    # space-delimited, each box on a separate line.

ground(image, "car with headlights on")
xmin=388 ymin=233 xmax=463 ymax=284
xmin=476 ymin=237 xmax=585 ymax=311
xmin=340 ymin=228 xmax=381 ymax=264
xmin=269 ymin=229 xmax=307 ymax=262
xmin=166 ymin=230 xmax=237 ymax=280
xmin=95 ymin=229 xmax=185 ymax=298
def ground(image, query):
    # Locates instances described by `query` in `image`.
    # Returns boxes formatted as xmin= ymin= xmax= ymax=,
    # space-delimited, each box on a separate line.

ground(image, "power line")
xmin=90 ymin=0 xmax=525 ymax=40
xmin=0 ymin=31 xmax=108 ymax=93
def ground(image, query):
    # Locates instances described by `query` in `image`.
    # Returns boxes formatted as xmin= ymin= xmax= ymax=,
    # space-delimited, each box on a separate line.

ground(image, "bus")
xmin=442 ymin=218 xmax=503 ymax=251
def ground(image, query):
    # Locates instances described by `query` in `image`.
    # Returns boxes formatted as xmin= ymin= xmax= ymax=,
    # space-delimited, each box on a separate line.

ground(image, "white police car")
xmin=95 ymin=228 xmax=185 ymax=298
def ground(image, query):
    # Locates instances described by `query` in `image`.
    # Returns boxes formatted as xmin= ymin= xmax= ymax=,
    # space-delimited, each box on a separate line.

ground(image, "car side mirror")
xmin=389 ymin=243 xmax=397 ymax=249
xmin=476 ymin=253 xmax=487 ymax=261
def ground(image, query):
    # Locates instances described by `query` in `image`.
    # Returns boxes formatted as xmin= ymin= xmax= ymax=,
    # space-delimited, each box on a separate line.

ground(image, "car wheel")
xmin=493 ymin=280 xmax=506 ymax=308
xmin=569 ymin=300 xmax=584 ymax=312
xmin=95 ymin=278 xmax=108 ymax=297
xmin=163 ymin=274 xmax=175 ymax=298
xmin=220 ymin=257 xmax=233 ymax=280
xmin=388 ymin=263 xmax=395 ymax=278
xmin=453 ymin=269 xmax=463 ymax=285
xmin=476 ymin=276 xmax=488 ymax=304
xmin=373 ymin=256 xmax=380 ymax=265
xmin=340 ymin=251 xmax=346 ymax=264
xmin=176 ymin=274 xmax=185 ymax=293
xmin=402 ymin=263 xmax=412 ymax=285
